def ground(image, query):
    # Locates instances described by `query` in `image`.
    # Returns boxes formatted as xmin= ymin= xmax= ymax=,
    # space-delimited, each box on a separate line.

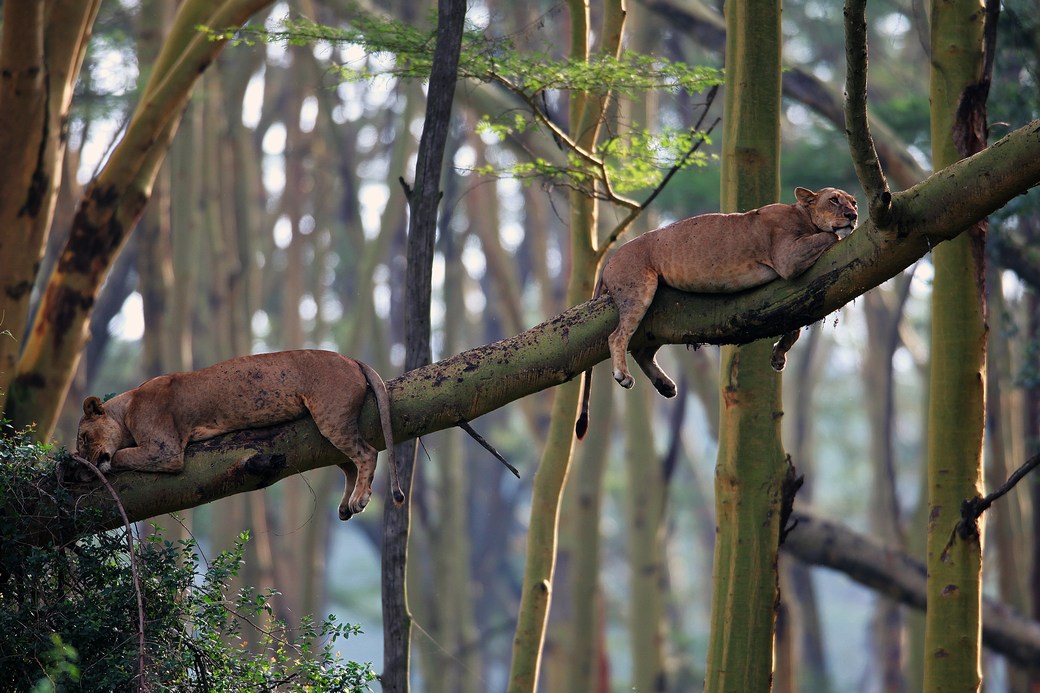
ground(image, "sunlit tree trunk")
xmin=922 ymin=0 xmax=990 ymax=689
xmin=704 ymin=0 xmax=786 ymax=689
xmin=0 ymin=0 xmax=101 ymax=412
xmin=6 ymin=0 xmax=275 ymax=436
xmin=507 ymin=1 xmax=625 ymax=690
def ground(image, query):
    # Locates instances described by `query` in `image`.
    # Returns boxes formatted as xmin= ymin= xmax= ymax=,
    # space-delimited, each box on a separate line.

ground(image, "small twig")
xmin=72 ymin=455 xmax=149 ymax=692
xmin=955 ymin=452 xmax=1040 ymax=540
xmin=457 ymin=420 xmax=519 ymax=478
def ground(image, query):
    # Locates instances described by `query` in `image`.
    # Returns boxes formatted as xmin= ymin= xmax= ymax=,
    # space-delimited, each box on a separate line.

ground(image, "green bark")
xmin=625 ymin=383 xmax=667 ymax=691
xmin=922 ymin=0 xmax=989 ymax=687
xmin=507 ymin=0 xmax=624 ymax=689
xmin=704 ymin=0 xmax=785 ymax=689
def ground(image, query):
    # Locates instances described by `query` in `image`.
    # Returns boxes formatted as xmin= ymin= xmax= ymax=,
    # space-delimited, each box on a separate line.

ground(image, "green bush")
xmin=0 ymin=418 xmax=376 ymax=692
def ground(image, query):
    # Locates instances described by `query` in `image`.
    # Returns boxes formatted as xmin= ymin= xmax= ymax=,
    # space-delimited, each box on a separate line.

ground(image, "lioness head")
xmin=795 ymin=187 xmax=858 ymax=238
xmin=77 ymin=396 xmax=127 ymax=473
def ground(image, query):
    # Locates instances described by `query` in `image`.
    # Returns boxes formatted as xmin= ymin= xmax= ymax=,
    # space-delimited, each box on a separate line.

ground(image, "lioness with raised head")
xmin=576 ymin=187 xmax=857 ymax=438
xmin=74 ymin=350 xmax=405 ymax=520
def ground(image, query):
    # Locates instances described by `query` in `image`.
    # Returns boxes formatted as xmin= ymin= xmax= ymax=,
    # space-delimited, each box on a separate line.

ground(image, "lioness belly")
xmin=646 ymin=215 xmax=778 ymax=293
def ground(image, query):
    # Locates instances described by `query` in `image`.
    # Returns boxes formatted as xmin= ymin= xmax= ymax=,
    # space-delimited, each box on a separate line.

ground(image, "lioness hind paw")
xmin=612 ymin=369 xmax=635 ymax=389
xmin=338 ymin=506 xmax=354 ymax=521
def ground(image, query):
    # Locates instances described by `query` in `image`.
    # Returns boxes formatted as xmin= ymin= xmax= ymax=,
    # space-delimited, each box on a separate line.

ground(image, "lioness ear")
xmin=794 ymin=187 xmax=817 ymax=206
xmin=83 ymin=396 xmax=105 ymax=418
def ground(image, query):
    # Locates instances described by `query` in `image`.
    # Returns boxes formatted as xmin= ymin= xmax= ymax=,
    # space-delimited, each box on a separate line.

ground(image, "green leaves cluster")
xmin=0 ymin=422 xmax=375 ymax=692
xmin=204 ymin=11 xmax=721 ymax=196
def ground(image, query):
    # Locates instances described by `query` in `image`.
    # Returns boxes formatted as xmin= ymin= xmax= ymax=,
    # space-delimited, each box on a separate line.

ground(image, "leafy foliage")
xmin=202 ymin=12 xmax=721 ymax=199
xmin=0 ymin=421 xmax=375 ymax=692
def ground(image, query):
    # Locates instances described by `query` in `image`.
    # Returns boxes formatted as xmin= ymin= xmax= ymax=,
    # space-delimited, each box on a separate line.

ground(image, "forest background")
xmin=2 ymin=0 xmax=1040 ymax=691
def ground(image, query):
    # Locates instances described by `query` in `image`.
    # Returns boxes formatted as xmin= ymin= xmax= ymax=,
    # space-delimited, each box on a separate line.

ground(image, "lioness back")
xmin=631 ymin=204 xmax=809 ymax=293
xmin=154 ymin=350 xmax=367 ymax=441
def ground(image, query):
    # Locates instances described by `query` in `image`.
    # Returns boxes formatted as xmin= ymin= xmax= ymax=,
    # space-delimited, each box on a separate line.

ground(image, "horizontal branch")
xmin=16 ymin=118 xmax=1040 ymax=545
xmin=783 ymin=511 xmax=1040 ymax=665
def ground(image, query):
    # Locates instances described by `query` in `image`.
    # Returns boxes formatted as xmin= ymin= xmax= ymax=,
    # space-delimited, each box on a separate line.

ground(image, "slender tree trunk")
xmin=381 ymin=1 xmax=466 ymax=689
xmin=922 ymin=0 xmax=991 ymax=689
xmin=563 ymin=362 xmax=614 ymax=693
xmin=625 ymin=383 xmax=668 ymax=691
xmin=507 ymin=0 xmax=625 ymax=689
xmin=704 ymin=0 xmax=785 ymax=689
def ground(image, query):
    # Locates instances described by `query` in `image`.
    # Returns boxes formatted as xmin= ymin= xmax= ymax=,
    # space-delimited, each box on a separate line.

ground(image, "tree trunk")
xmin=0 ymin=1 xmax=101 ymax=412
xmin=381 ymin=0 xmax=466 ymax=689
xmin=704 ymin=0 xmax=785 ymax=689
xmin=507 ymin=0 xmax=625 ymax=689
xmin=922 ymin=0 xmax=991 ymax=689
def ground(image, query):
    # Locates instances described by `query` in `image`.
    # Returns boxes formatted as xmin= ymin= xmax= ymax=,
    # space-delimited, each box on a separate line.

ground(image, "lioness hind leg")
xmin=607 ymin=279 xmax=658 ymax=389
xmin=339 ymin=444 xmax=377 ymax=521
xmin=632 ymin=347 xmax=677 ymax=398
xmin=313 ymin=422 xmax=377 ymax=520
xmin=335 ymin=461 xmax=360 ymax=520
xmin=771 ymin=329 xmax=801 ymax=371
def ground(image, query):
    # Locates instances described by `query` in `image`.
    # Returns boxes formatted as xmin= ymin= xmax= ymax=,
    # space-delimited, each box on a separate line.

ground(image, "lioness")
xmin=576 ymin=187 xmax=857 ymax=438
xmin=74 ymin=350 xmax=405 ymax=520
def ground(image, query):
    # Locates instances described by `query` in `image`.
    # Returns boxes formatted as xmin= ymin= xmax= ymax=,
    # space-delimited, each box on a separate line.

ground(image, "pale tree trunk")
xmin=863 ymin=279 xmax=913 ymax=692
xmin=984 ymin=262 xmax=1031 ymax=691
xmin=704 ymin=0 xmax=786 ymax=690
xmin=922 ymin=0 xmax=992 ymax=689
xmin=562 ymin=361 xmax=614 ymax=693
xmin=625 ymin=381 xmax=668 ymax=691
xmin=7 ymin=0 xmax=275 ymax=436
xmin=0 ymin=0 xmax=101 ymax=412
xmin=778 ymin=326 xmax=833 ymax=693
xmin=507 ymin=0 xmax=625 ymax=690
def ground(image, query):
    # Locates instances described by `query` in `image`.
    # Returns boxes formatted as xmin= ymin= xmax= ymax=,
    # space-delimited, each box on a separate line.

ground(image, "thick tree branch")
xmin=783 ymin=511 xmax=1040 ymax=666
xmin=15 ymin=118 xmax=1040 ymax=546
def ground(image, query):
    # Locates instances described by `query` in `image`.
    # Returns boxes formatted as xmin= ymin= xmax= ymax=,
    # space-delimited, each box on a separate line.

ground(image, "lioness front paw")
xmin=654 ymin=379 xmax=677 ymax=398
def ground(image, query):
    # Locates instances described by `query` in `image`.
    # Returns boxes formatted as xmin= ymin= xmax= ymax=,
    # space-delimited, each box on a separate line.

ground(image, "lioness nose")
xmin=845 ymin=211 xmax=857 ymax=221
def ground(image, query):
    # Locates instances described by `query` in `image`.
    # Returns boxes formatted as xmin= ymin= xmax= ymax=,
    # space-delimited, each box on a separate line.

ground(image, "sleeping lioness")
xmin=575 ymin=187 xmax=857 ymax=438
xmin=74 ymin=349 xmax=405 ymax=520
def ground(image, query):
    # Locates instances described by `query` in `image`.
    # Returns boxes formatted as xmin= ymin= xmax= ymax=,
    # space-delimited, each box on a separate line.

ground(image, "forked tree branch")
xmin=783 ymin=511 xmax=1040 ymax=665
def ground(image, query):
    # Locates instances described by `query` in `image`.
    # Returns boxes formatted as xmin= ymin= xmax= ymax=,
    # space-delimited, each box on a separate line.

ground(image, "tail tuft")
xmin=392 ymin=488 xmax=406 ymax=506
xmin=575 ymin=414 xmax=588 ymax=439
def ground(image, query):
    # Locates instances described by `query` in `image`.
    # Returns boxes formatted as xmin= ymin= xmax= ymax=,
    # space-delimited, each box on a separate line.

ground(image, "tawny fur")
xmin=75 ymin=350 xmax=404 ymax=520
xmin=576 ymin=187 xmax=857 ymax=438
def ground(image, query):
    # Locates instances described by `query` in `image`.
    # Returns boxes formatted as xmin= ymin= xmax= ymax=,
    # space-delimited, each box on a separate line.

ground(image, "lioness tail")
xmin=358 ymin=361 xmax=406 ymax=505
xmin=575 ymin=277 xmax=605 ymax=439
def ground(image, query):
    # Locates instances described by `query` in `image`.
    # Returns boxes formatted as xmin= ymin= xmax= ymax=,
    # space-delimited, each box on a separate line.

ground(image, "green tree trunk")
xmin=704 ymin=0 xmax=786 ymax=689
xmin=625 ymin=382 xmax=667 ymax=691
xmin=507 ymin=0 xmax=625 ymax=689
xmin=922 ymin=0 xmax=990 ymax=688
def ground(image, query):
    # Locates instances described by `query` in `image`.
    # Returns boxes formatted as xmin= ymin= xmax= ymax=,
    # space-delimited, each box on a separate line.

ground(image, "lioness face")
xmin=803 ymin=187 xmax=858 ymax=238
xmin=77 ymin=396 xmax=125 ymax=472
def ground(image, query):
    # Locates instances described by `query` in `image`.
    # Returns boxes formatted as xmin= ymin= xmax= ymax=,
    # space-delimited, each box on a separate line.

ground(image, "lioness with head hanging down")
xmin=576 ymin=187 xmax=858 ymax=438
xmin=74 ymin=350 xmax=405 ymax=520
